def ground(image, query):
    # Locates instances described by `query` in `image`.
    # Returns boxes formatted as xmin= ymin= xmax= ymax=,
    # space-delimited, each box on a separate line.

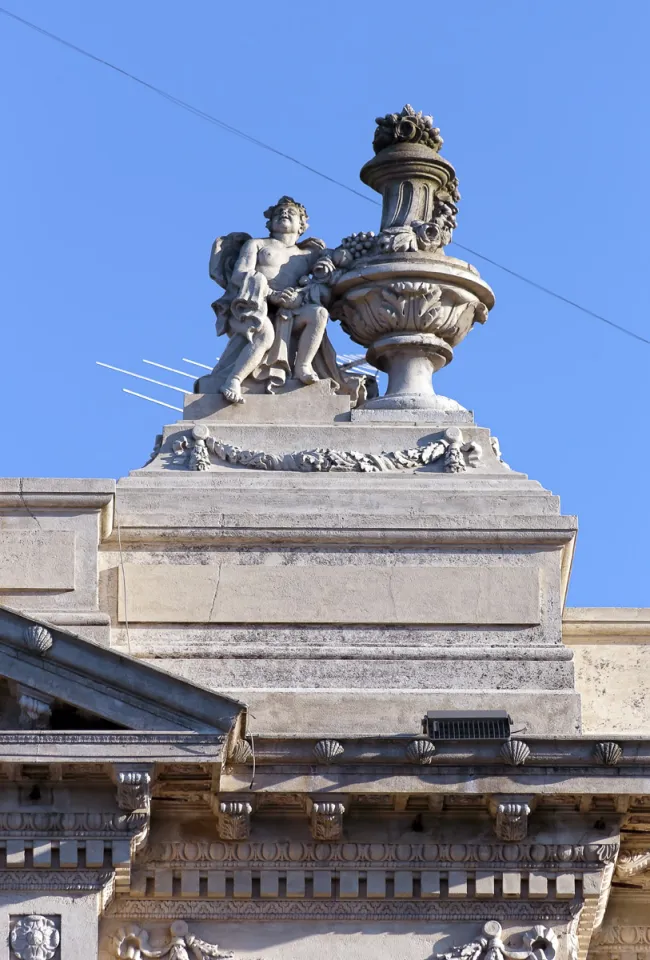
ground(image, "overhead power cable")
xmin=2 ymin=5 xmax=649 ymax=347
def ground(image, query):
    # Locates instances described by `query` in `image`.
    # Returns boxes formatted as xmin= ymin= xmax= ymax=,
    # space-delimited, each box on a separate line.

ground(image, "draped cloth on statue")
xmin=211 ymin=272 xmax=362 ymax=399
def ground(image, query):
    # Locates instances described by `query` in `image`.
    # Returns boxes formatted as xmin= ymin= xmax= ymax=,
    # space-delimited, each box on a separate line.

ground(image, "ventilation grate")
xmin=421 ymin=710 xmax=511 ymax=741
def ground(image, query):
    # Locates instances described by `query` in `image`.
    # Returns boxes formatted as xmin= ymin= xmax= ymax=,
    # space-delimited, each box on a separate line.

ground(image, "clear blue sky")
xmin=1 ymin=1 xmax=648 ymax=606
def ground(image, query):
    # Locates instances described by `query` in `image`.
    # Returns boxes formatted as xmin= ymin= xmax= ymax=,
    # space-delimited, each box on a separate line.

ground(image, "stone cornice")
xmin=105 ymin=516 xmax=576 ymax=549
xmin=564 ymin=607 xmax=650 ymax=643
xmin=0 ymin=731 xmax=226 ymax=761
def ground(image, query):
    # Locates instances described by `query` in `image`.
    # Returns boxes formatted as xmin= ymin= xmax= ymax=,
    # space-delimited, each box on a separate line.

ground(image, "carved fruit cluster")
xmin=373 ymin=104 xmax=443 ymax=154
xmin=340 ymin=231 xmax=376 ymax=259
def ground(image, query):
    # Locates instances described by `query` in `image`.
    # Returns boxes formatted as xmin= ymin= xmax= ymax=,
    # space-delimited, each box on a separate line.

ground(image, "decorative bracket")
xmin=15 ymin=685 xmax=53 ymax=730
xmin=112 ymin=765 xmax=153 ymax=814
xmin=309 ymin=800 xmax=346 ymax=841
xmin=217 ymin=800 xmax=253 ymax=840
xmin=489 ymin=795 xmax=536 ymax=841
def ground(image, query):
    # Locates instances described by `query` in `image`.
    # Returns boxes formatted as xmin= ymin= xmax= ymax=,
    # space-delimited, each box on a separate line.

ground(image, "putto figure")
xmin=206 ymin=196 xmax=356 ymax=404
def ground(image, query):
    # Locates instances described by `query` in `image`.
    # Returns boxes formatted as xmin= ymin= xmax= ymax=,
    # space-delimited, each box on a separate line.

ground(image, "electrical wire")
xmin=1 ymin=5 xmax=648 ymax=347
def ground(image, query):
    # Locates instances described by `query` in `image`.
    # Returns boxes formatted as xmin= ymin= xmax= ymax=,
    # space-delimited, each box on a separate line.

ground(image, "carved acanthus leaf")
xmin=310 ymin=801 xmax=345 ymax=841
xmin=115 ymin=769 xmax=152 ymax=813
xmin=218 ymin=801 xmax=252 ymax=841
xmin=494 ymin=802 xmax=531 ymax=842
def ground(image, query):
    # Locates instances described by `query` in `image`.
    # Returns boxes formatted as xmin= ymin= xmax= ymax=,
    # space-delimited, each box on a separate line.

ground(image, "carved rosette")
xmin=10 ymin=916 xmax=60 ymax=960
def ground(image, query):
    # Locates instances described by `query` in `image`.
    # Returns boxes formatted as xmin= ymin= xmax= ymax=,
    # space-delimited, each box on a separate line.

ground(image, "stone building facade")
xmin=0 ymin=106 xmax=648 ymax=959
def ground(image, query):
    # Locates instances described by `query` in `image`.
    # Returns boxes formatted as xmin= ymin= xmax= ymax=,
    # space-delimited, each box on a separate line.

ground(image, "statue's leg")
xmin=293 ymin=304 xmax=328 ymax=385
xmin=221 ymin=315 xmax=275 ymax=404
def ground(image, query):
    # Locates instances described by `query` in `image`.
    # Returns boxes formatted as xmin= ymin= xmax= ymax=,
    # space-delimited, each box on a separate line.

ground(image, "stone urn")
xmin=328 ymin=106 xmax=495 ymax=412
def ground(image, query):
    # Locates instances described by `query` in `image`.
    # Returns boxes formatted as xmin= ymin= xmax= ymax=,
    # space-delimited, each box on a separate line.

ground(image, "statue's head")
xmin=264 ymin=196 xmax=308 ymax=238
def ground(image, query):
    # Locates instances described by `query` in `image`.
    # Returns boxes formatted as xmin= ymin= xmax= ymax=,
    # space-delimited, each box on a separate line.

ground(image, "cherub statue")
xmin=206 ymin=196 xmax=358 ymax=404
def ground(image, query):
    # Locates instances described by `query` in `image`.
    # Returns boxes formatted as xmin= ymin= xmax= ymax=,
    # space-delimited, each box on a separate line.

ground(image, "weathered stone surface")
xmin=184 ymin=379 xmax=351 ymax=423
xmin=118 ymin=563 xmax=541 ymax=626
xmin=0 ymin=531 xmax=75 ymax=591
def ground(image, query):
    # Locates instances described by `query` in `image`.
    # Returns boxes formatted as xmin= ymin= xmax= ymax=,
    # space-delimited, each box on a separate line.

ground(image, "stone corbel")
xmin=615 ymin=848 xmax=650 ymax=879
xmin=488 ymin=795 xmax=536 ymax=841
xmin=217 ymin=799 xmax=253 ymax=840
xmin=12 ymin=683 xmax=53 ymax=730
xmin=308 ymin=799 xmax=347 ymax=841
xmin=112 ymin=764 xmax=153 ymax=814
xmin=111 ymin=763 xmax=154 ymax=855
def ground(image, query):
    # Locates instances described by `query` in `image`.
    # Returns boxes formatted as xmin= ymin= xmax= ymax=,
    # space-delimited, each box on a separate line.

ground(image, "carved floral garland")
xmin=173 ymin=425 xmax=481 ymax=473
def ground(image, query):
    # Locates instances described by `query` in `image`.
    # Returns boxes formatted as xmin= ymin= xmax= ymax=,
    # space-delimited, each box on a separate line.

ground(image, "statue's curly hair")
xmin=264 ymin=196 xmax=308 ymax=236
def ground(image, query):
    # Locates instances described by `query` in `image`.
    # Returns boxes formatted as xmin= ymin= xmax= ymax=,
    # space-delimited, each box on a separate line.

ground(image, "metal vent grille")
xmin=422 ymin=710 xmax=511 ymax=741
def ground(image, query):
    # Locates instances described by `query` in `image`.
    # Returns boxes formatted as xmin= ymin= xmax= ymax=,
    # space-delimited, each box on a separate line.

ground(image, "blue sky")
xmin=1 ymin=1 xmax=648 ymax=606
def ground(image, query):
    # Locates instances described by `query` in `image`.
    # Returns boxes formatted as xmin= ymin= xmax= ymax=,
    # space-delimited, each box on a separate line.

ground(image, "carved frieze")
xmin=107 ymin=899 xmax=578 ymax=923
xmin=174 ymin=428 xmax=483 ymax=473
xmin=144 ymin=839 xmax=618 ymax=867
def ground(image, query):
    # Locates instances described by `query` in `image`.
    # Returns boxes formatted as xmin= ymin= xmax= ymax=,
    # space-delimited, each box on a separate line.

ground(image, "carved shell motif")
xmin=500 ymin=739 xmax=531 ymax=766
xmin=593 ymin=741 xmax=623 ymax=766
xmin=405 ymin=738 xmax=436 ymax=765
xmin=313 ymin=739 xmax=344 ymax=764
xmin=23 ymin=625 xmax=53 ymax=656
xmin=229 ymin=740 xmax=253 ymax=764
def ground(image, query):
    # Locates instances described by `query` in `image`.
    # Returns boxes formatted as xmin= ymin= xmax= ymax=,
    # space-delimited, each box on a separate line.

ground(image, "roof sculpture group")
xmin=204 ymin=105 xmax=494 ymax=412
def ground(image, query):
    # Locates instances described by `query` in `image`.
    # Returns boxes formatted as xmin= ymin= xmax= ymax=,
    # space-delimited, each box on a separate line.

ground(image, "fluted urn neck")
xmin=361 ymin=143 xmax=458 ymax=233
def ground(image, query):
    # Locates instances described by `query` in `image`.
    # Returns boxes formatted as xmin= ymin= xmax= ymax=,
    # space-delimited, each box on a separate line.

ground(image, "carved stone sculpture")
xmin=494 ymin=802 xmax=532 ymax=842
xmin=113 ymin=921 xmax=235 ymax=959
xmin=312 ymin=739 xmax=345 ymax=763
xmin=317 ymin=105 xmax=495 ymax=411
xmin=115 ymin=768 xmax=153 ymax=813
xmin=218 ymin=801 xmax=252 ymax=840
xmin=203 ymin=197 xmax=361 ymax=404
xmin=437 ymin=921 xmax=558 ymax=960
xmin=310 ymin=801 xmax=345 ymax=840
xmin=500 ymin=739 xmax=531 ymax=766
xmin=170 ymin=426 xmax=484 ymax=474
xmin=22 ymin=624 xmax=53 ymax=656
xmin=16 ymin=688 xmax=52 ymax=730
xmin=10 ymin=915 xmax=60 ymax=960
